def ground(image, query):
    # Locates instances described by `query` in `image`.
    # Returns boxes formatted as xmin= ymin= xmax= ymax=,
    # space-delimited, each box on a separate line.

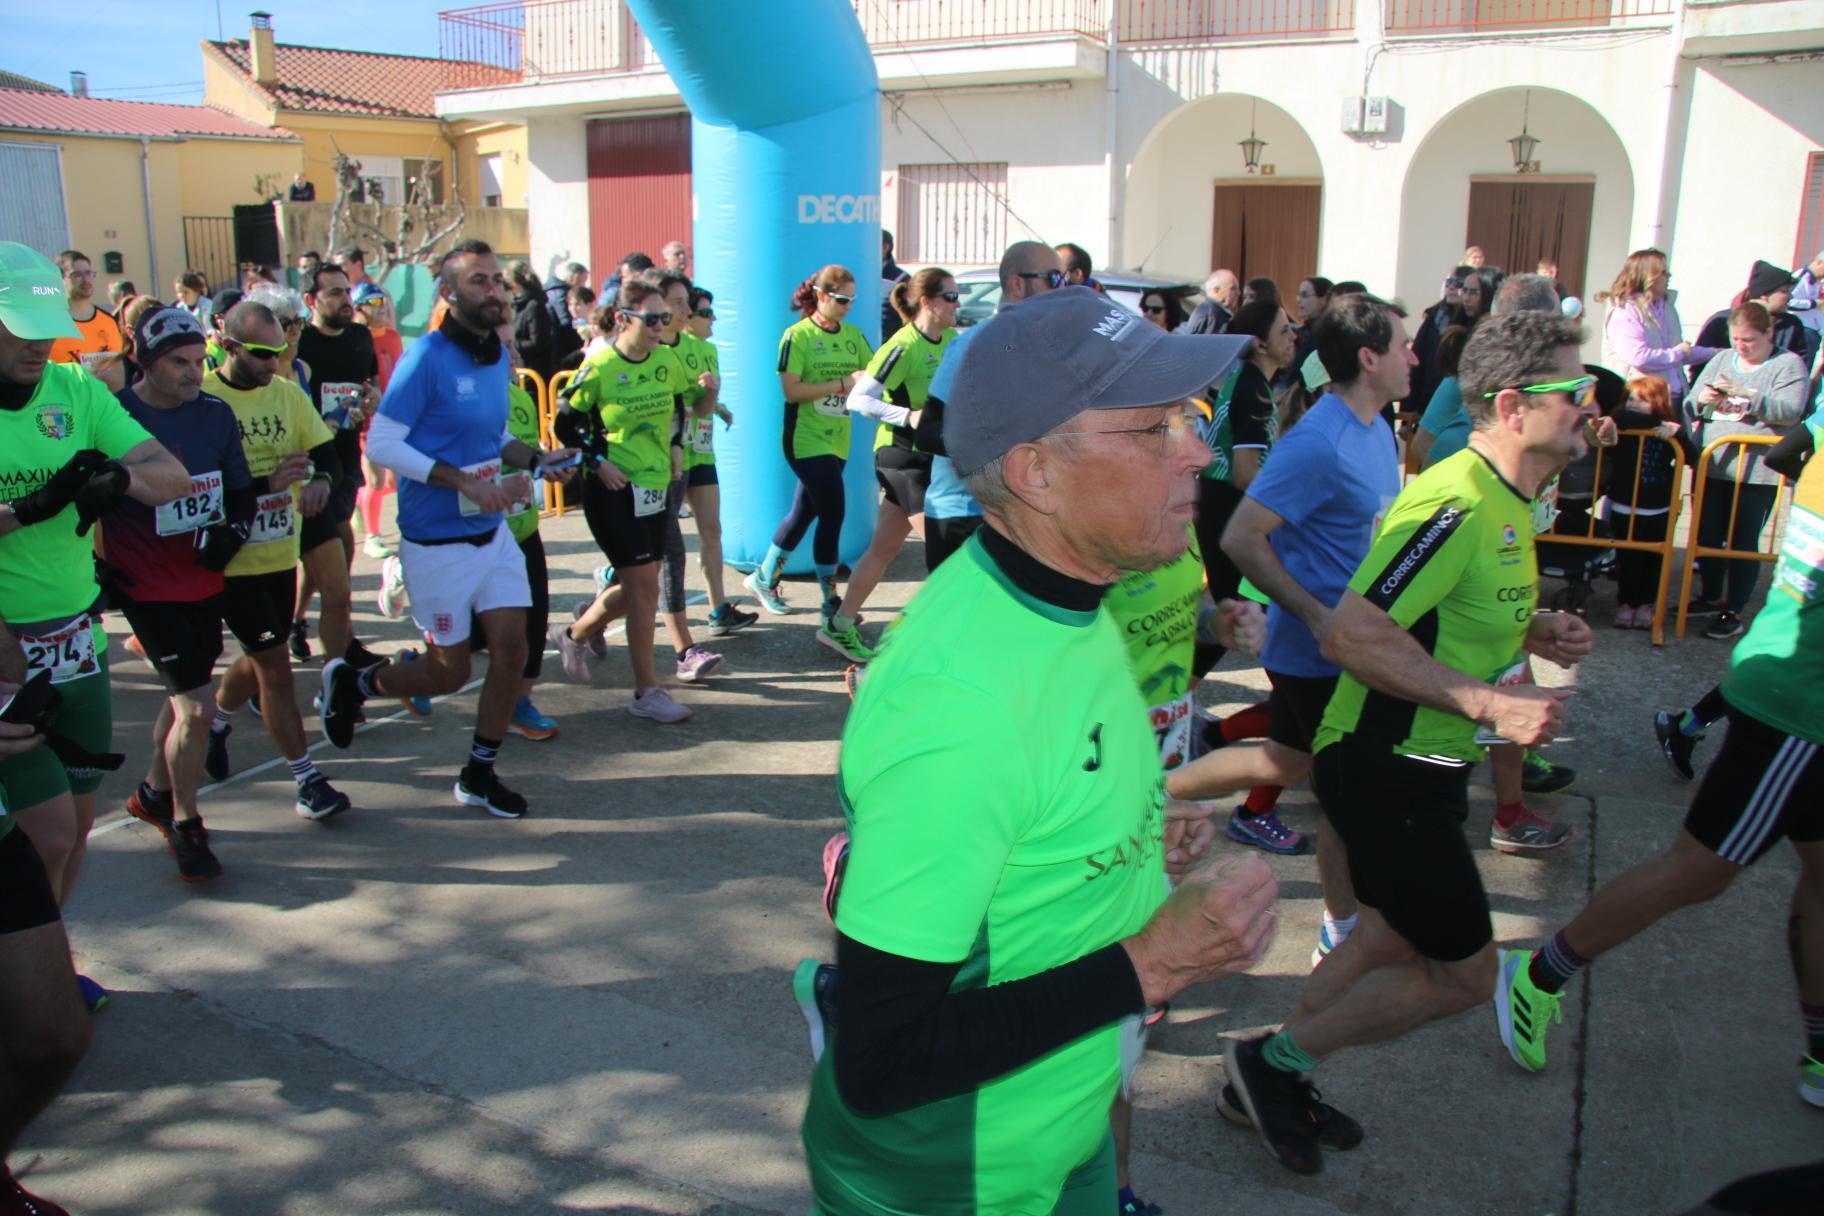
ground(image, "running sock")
xmin=1677 ymin=710 xmax=1705 ymax=738
xmin=1494 ymin=800 xmax=1527 ymax=830
xmin=287 ymin=756 xmax=322 ymax=789
xmin=1118 ymin=1187 xmax=1142 ymax=1211
xmin=1323 ymin=911 xmax=1357 ymax=949
xmin=1529 ymin=931 xmax=1588 ymax=994
xmin=1236 ymin=784 xmax=1284 ymax=820
xmin=1261 ymin=1028 xmax=1317 ymax=1074
xmin=1802 ymin=1002 xmax=1824 ymax=1060
xmin=758 ymin=545 xmax=787 ymax=584
xmin=210 ymin=706 xmax=234 ymax=735
xmin=1686 ymin=686 xmax=1728 ymax=734
xmin=469 ymin=734 xmax=502 ymax=773
xmin=354 ymin=662 xmax=388 ymax=698
xmin=1222 ymin=702 xmax=1272 ymax=743
xmin=137 ymin=781 xmax=171 ymax=806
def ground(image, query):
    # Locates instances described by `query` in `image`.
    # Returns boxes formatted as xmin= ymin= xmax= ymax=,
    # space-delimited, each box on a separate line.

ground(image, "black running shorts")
xmin=1266 ymin=671 xmax=1339 ymax=755
xmin=299 ymin=478 xmax=359 ymax=554
xmin=874 ymin=447 xmax=931 ymax=516
xmin=221 ymin=569 xmax=298 ymax=654
xmin=1313 ymin=735 xmax=1492 ymax=963
xmin=1684 ymin=705 xmax=1824 ymax=864
xmin=117 ymin=597 xmax=224 ymax=694
xmin=582 ymin=475 xmax=666 ymax=569
xmin=0 ymin=824 xmax=61 ymax=935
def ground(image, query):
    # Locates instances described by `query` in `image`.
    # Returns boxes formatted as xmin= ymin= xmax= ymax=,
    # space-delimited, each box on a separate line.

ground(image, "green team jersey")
xmin=505 ymin=383 xmax=541 ymax=545
xmin=867 ymin=323 xmax=954 ymax=453
xmin=806 ymin=531 xmax=1167 ymax=1215
xmin=0 ymin=362 xmax=152 ymax=622
xmin=677 ymin=335 xmax=721 ymax=471
xmin=777 ymin=317 xmax=871 ymax=460
xmin=1200 ymin=363 xmax=1277 ymax=485
xmin=1724 ymin=415 xmax=1824 ymax=745
xmin=1314 ymin=449 xmax=1538 ymax=763
xmin=567 ymin=342 xmax=686 ymax=491
xmin=1106 ymin=529 xmax=1205 ymax=771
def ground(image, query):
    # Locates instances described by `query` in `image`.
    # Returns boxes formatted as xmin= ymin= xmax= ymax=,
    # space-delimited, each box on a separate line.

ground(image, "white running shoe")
xmin=629 ymin=685 xmax=691 ymax=723
xmin=377 ymin=555 xmax=409 ymax=620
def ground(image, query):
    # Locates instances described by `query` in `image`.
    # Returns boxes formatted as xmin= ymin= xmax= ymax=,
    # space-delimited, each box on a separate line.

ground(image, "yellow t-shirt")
xmin=202 ymin=369 xmax=335 ymax=577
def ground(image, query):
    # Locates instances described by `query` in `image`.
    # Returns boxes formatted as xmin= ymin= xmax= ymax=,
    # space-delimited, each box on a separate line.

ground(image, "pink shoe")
xmin=675 ymin=644 xmax=725 ymax=683
xmin=629 ymin=685 xmax=691 ymax=723
xmin=821 ymin=831 xmax=849 ymax=921
xmin=1631 ymin=604 xmax=1656 ymax=630
xmin=1612 ymin=604 xmax=1636 ymax=629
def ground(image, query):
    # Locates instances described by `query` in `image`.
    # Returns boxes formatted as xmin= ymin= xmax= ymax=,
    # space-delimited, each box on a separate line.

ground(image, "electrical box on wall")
xmin=1364 ymin=96 xmax=1389 ymax=134
xmin=103 ymin=252 xmax=123 ymax=273
xmin=1340 ymin=95 xmax=1364 ymax=135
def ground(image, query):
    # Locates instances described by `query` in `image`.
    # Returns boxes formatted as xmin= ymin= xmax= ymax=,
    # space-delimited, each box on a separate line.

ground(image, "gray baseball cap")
xmin=943 ymin=286 xmax=1253 ymax=475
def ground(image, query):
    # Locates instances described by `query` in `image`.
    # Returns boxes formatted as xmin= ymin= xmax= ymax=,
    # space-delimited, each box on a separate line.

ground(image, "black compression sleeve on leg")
xmin=1694 ymin=685 xmax=1729 ymax=726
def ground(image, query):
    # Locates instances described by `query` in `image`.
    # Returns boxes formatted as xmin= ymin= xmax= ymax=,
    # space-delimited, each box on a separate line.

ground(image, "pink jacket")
xmin=1604 ymin=296 xmax=1716 ymax=398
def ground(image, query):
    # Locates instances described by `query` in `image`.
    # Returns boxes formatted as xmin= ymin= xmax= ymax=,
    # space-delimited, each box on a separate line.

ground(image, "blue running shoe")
xmin=593 ymin=563 xmax=616 ymax=596
xmin=1226 ymin=809 xmax=1308 ymax=856
xmin=509 ymin=696 xmax=559 ymax=741
xmin=77 ymin=974 xmax=109 ymax=1013
xmin=396 ymin=649 xmax=433 ymax=717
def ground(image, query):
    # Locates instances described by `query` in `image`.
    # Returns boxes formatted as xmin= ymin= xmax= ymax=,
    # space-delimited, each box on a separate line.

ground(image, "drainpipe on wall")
xmin=1647 ymin=1 xmax=1691 ymax=256
xmin=139 ymin=136 xmax=161 ymax=290
xmin=1104 ymin=3 xmax=1121 ymax=267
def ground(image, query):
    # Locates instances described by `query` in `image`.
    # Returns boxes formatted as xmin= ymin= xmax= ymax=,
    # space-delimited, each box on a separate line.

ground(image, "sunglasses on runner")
xmin=1483 ymin=376 xmax=1596 ymax=409
xmin=625 ymin=309 xmax=672 ymax=327
xmin=1016 ymin=270 xmax=1067 ymax=289
xmin=692 ymin=307 xmax=715 ymax=319
xmin=228 ymin=338 xmax=287 ymax=359
xmin=823 ymin=291 xmax=854 ymax=305
xmin=935 ymin=291 xmax=961 ymax=303
xmin=1141 ymin=304 xmax=1167 ymax=315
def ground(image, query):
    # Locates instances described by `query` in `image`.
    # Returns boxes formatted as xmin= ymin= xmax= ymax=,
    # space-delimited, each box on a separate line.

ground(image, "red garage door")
xmin=587 ymin=114 xmax=691 ymax=289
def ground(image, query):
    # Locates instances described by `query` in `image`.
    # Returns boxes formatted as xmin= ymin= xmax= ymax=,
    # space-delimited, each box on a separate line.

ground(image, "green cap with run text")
xmin=0 ymin=242 xmax=79 ymax=341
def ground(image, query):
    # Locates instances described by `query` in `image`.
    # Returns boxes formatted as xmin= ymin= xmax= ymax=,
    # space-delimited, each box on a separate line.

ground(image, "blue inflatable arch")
xmin=627 ymin=0 xmax=882 ymax=570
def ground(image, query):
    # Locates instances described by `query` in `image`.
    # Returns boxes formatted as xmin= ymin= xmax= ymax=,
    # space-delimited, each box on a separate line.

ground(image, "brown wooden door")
xmin=587 ymin=114 xmax=691 ymax=287
xmin=1210 ymin=183 xmax=1321 ymax=308
xmin=1465 ymin=178 xmax=1594 ymax=300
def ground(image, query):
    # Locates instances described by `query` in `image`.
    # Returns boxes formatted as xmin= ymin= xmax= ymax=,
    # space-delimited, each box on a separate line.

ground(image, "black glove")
xmin=195 ymin=519 xmax=251 ymax=572
xmin=72 ymin=461 xmax=131 ymax=537
xmin=8 ymin=448 xmax=111 ymax=526
xmin=43 ymin=731 xmax=125 ymax=780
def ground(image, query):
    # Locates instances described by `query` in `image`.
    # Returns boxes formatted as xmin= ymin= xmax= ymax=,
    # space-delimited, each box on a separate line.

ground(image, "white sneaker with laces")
xmin=630 ymin=685 xmax=692 ymax=723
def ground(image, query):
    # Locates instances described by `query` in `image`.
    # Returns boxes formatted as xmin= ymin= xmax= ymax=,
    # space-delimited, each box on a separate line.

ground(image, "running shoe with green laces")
xmin=1802 ymin=1055 xmax=1824 ymax=1109
xmin=1520 ymin=750 xmax=1577 ymax=795
xmin=817 ymin=617 xmax=876 ymax=663
xmin=1494 ymin=947 xmax=1563 ymax=1072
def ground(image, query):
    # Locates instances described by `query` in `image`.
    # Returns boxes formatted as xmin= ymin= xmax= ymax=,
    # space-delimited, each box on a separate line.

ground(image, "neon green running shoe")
xmin=1802 ymin=1055 xmax=1824 ymax=1109
xmin=817 ymin=618 xmax=877 ymax=664
xmin=1495 ymin=947 xmax=1562 ymax=1072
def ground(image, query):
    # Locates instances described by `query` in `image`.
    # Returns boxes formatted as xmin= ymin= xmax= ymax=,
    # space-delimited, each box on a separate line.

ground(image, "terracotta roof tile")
xmin=208 ymin=40 xmax=517 ymax=119
xmin=0 ymin=88 xmax=298 ymax=141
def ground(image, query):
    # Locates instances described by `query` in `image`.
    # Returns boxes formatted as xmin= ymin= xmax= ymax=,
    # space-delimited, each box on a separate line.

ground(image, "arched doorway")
xmin=1398 ymin=88 xmax=1634 ymax=317
xmin=1125 ymin=94 xmax=1324 ymax=304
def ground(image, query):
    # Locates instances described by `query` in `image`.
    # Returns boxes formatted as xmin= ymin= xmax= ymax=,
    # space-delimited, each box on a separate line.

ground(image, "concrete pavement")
xmin=16 ymin=511 xmax=1820 ymax=1215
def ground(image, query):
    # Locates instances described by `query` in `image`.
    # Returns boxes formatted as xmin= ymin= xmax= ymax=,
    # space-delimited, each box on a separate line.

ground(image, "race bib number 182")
xmin=155 ymin=470 xmax=225 ymax=537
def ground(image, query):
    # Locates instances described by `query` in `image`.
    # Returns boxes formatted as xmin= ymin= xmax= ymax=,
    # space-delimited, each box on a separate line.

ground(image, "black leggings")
xmin=1193 ymin=476 xmax=1247 ymax=675
xmin=1697 ymin=479 xmax=1779 ymax=614
xmin=1611 ymin=510 xmax=1670 ymax=607
xmin=772 ymin=453 xmax=846 ymax=568
xmin=658 ymin=480 xmax=688 ymax=615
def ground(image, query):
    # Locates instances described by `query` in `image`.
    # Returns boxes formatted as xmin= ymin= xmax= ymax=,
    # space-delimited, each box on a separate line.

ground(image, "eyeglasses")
xmin=67 ymin=270 xmax=96 ymax=280
xmin=279 ymin=317 xmax=305 ymax=330
xmin=1141 ymin=304 xmax=1167 ymax=315
xmin=228 ymin=338 xmax=287 ymax=360
xmin=1016 ymin=270 xmax=1067 ymax=289
xmin=1040 ymin=406 xmax=1204 ymax=453
xmin=1445 ymin=277 xmax=1465 ymax=289
xmin=626 ymin=310 xmax=672 ymax=327
xmin=823 ymin=291 xmax=854 ymax=305
xmin=936 ymin=291 xmax=961 ymax=303
xmin=692 ymin=308 xmax=715 ymax=319
xmin=1483 ymin=375 xmax=1596 ymax=410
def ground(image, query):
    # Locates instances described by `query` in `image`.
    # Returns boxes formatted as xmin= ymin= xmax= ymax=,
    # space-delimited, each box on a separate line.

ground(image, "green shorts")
xmin=0 ymin=636 xmax=113 ymax=806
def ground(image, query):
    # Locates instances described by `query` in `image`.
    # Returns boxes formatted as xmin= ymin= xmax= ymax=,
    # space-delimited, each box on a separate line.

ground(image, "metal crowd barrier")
xmin=1674 ymin=434 xmax=1793 ymax=639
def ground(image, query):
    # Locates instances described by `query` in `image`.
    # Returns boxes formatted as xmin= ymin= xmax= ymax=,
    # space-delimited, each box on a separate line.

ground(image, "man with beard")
xmin=327 ymin=240 xmax=578 ymax=819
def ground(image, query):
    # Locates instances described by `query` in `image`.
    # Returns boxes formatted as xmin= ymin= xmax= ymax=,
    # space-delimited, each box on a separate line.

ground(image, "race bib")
xmin=155 ymin=470 xmax=225 ymax=536
xmin=632 ymin=484 xmax=667 ymax=517
xmin=1531 ymin=476 xmax=1560 ymax=535
xmin=248 ymin=491 xmax=295 ymax=545
xmin=320 ymin=381 xmax=362 ymax=424
xmin=813 ymin=393 xmax=848 ymax=418
xmin=1474 ymin=657 xmax=1530 ymax=746
xmin=1712 ymin=394 xmax=1751 ymax=421
xmin=688 ymin=417 xmax=715 ymax=456
xmin=21 ymin=618 xmax=99 ymax=685
xmin=1150 ymin=693 xmax=1195 ymax=772
xmin=458 ymin=459 xmax=528 ymax=517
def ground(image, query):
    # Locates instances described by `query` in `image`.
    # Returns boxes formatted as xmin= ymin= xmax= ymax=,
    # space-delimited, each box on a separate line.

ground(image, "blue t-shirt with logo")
xmin=924 ymin=322 xmax=984 ymax=520
xmin=377 ymin=329 xmax=512 ymax=543
xmin=1245 ymin=393 xmax=1402 ymax=678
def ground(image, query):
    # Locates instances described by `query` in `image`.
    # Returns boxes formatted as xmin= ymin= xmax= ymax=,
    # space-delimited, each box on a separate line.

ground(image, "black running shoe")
xmin=318 ymin=658 xmax=365 ymax=749
xmin=1654 ymin=709 xmax=1701 ymax=781
xmin=204 ymin=725 xmax=231 ymax=783
xmin=454 ymin=765 xmax=528 ymax=819
xmin=1520 ymin=751 xmax=1577 ymax=796
xmin=1222 ymin=1035 xmax=1325 ymax=1175
xmin=1704 ymin=610 xmax=1746 ymax=641
xmin=294 ymin=774 xmax=351 ymax=821
xmin=289 ymin=618 xmax=311 ymax=661
xmin=344 ymin=637 xmax=384 ymax=670
xmin=126 ymin=783 xmax=174 ymax=838
xmin=169 ymin=817 xmax=224 ymax=882
xmin=1217 ymin=1081 xmax=1363 ymax=1151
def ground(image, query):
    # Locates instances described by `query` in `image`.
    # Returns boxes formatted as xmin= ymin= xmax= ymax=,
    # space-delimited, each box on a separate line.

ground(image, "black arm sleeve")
xmin=221 ymin=482 xmax=256 ymax=528
xmin=1763 ymin=423 xmax=1816 ymax=482
xmin=915 ymin=396 xmax=948 ymax=455
xmin=307 ymin=440 xmax=342 ymax=492
xmin=830 ymin=932 xmax=1146 ymax=1118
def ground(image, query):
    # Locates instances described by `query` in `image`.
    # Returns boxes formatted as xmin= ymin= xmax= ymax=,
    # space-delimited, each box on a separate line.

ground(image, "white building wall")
xmin=525 ymin=115 xmax=592 ymax=278
xmin=1666 ymin=57 xmax=1824 ymax=338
